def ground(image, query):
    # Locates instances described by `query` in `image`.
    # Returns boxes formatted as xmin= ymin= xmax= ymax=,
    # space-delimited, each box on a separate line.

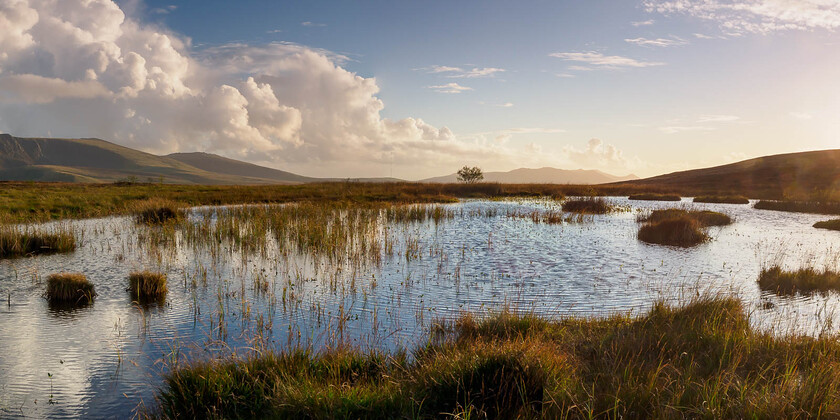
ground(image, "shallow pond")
xmin=2 ymin=197 xmax=840 ymax=418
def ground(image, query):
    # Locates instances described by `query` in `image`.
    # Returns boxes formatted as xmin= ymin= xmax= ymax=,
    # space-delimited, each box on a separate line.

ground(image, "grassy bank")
xmin=758 ymin=266 xmax=840 ymax=295
xmin=154 ymin=296 xmax=840 ymax=418
xmin=814 ymin=219 xmax=840 ymax=231
xmin=0 ymin=181 xmax=689 ymax=224
xmin=562 ymin=197 xmax=613 ymax=214
xmin=628 ymin=193 xmax=681 ymax=202
xmin=693 ymin=195 xmax=750 ymax=204
xmin=754 ymin=200 xmax=840 ymax=215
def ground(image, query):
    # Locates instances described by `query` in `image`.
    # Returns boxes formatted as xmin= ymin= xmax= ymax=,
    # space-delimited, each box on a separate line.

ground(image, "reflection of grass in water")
xmin=156 ymin=295 xmax=840 ymax=418
xmin=758 ymin=266 xmax=840 ymax=295
xmin=0 ymin=226 xmax=76 ymax=258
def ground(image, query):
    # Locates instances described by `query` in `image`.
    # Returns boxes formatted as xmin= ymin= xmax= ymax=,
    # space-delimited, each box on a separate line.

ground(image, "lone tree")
xmin=456 ymin=166 xmax=484 ymax=183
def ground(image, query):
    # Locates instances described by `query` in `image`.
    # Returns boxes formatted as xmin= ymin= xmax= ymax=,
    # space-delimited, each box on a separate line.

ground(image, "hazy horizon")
xmin=0 ymin=0 xmax=837 ymax=179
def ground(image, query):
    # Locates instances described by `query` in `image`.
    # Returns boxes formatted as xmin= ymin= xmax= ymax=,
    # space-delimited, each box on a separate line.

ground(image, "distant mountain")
xmin=616 ymin=149 xmax=840 ymax=198
xmin=167 ymin=152 xmax=317 ymax=184
xmin=421 ymin=167 xmax=639 ymax=184
xmin=0 ymin=134 xmax=310 ymax=184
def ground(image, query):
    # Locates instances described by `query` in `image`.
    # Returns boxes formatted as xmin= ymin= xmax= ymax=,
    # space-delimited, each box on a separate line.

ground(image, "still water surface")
xmin=1 ymin=197 xmax=840 ymax=418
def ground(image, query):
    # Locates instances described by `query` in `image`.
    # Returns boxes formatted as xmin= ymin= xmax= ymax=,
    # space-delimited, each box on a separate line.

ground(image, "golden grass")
xmin=128 ymin=271 xmax=168 ymax=301
xmin=814 ymin=219 xmax=840 ymax=231
xmin=154 ymin=296 xmax=840 ymax=419
xmin=693 ymin=195 xmax=750 ymax=204
xmin=43 ymin=273 xmax=96 ymax=304
xmin=133 ymin=199 xmax=183 ymax=224
xmin=629 ymin=193 xmax=681 ymax=201
xmin=758 ymin=266 xmax=840 ymax=295
xmin=640 ymin=209 xmax=732 ymax=227
xmin=0 ymin=226 xmax=76 ymax=258
xmin=562 ymin=197 xmax=613 ymax=214
xmin=638 ymin=216 xmax=708 ymax=247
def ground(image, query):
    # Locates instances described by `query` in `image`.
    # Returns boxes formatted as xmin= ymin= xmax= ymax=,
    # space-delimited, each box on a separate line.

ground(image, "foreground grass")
xmin=758 ymin=266 xmax=840 ymax=295
xmin=693 ymin=195 xmax=750 ymax=204
xmin=0 ymin=226 xmax=76 ymax=258
xmin=154 ymin=296 xmax=840 ymax=419
xmin=637 ymin=209 xmax=731 ymax=247
xmin=755 ymin=200 xmax=840 ymax=215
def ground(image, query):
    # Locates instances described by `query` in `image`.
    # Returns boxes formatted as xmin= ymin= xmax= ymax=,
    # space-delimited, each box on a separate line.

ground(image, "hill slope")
xmin=166 ymin=152 xmax=317 ymax=184
xmin=421 ymin=167 xmax=638 ymax=184
xmin=618 ymin=149 xmax=840 ymax=198
xmin=0 ymin=134 xmax=303 ymax=184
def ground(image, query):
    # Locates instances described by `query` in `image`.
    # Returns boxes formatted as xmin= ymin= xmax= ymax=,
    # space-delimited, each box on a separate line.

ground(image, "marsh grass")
xmin=0 ymin=226 xmax=76 ymax=258
xmin=43 ymin=273 xmax=96 ymax=305
xmin=693 ymin=195 xmax=750 ymax=204
xmin=755 ymin=200 xmax=840 ymax=215
xmin=133 ymin=199 xmax=183 ymax=224
xmin=128 ymin=271 xmax=168 ymax=302
xmin=629 ymin=193 xmax=681 ymax=201
xmin=637 ymin=209 xmax=731 ymax=247
xmin=154 ymin=296 xmax=840 ymax=418
xmin=562 ymin=197 xmax=613 ymax=214
xmin=640 ymin=209 xmax=732 ymax=227
xmin=814 ymin=219 xmax=840 ymax=231
xmin=758 ymin=266 xmax=840 ymax=295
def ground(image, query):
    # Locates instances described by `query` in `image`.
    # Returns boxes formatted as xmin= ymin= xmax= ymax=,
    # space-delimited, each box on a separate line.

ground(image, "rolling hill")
xmin=421 ymin=167 xmax=639 ymax=184
xmin=0 ymin=134 xmax=310 ymax=184
xmin=166 ymin=152 xmax=318 ymax=184
xmin=615 ymin=149 xmax=840 ymax=198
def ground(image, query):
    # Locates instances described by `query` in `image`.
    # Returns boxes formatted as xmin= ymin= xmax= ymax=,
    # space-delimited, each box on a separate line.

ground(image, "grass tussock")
xmin=640 ymin=209 xmax=732 ymax=227
xmin=755 ymin=200 xmax=840 ymax=215
xmin=758 ymin=266 xmax=840 ymax=295
xmin=133 ymin=199 xmax=183 ymax=224
xmin=693 ymin=195 xmax=750 ymax=204
xmin=814 ymin=219 xmax=840 ymax=231
xmin=128 ymin=271 xmax=168 ymax=301
xmin=629 ymin=193 xmax=681 ymax=201
xmin=154 ymin=296 xmax=840 ymax=419
xmin=43 ymin=273 xmax=96 ymax=305
xmin=0 ymin=226 xmax=76 ymax=258
xmin=562 ymin=197 xmax=613 ymax=214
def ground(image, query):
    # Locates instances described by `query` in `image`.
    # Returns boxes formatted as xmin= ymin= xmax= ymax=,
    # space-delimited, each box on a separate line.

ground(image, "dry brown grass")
xmin=44 ymin=272 xmax=96 ymax=305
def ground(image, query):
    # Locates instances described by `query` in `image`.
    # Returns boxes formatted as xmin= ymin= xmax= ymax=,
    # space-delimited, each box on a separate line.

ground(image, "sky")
xmin=0 ymin=0 xmax=838 ymax=179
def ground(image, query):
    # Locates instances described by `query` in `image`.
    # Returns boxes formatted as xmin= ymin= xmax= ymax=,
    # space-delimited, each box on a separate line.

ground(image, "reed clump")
xmin=128 ymin=271 xmax=168 ymax=301
xmin=0 ymin=227 xmax=76 ymax=258
xmin=155 ymin=296 xmax=840 ymax=418
xmin=693 ymin=195 xmax=749 ymax=204
xmin=637 ymin=209 xmax=731 ymax=247
xmin=758 ymin=266 xmax=840 ymax=295
xmin=629 ymin=193 xmax=681 ymax=201
xmin=640 ymin=209 xmax=732 ymax=227
xmin=754 ymin=200 xmax=840 ymax=215
xmin=814 ymin=219 xmax=840 ymax=231
xmin=562 ymin=197 xmax=612 ymax=214
xmin=133 ymin=199 xmax=183 ymax=224
xmin=44 ymin=273 xmax=96 ymax=305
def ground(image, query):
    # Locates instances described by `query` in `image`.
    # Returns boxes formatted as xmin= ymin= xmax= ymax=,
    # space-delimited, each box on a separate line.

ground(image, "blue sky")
xmin=0 ymin=0 xmax=838 ymax=178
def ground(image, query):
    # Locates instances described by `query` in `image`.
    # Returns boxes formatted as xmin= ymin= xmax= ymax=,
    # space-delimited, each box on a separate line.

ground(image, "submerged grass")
xmin=154 ymin=296 xmax=840 ymax=419
xmin=758 ymin=266 xmax=840 ymax=295
xmin=629 ymin=193 xmax=681 ymax=202
xmin=814 ymin=219 xmax=840 ymax=231
xmin=44 ymin=273 xmax=96 ymax=305
xmin=0 ymin=226 xmax=76 ymax=258
xmin=755 ymin=200 xmax=840 ymax=215
xmin=562 ymin=197 xmax=613 ymax=214
xmin=128 ymin=271 xmax=168 ymax=302
xmin=693 ymin=195 xmax=750 ymax=204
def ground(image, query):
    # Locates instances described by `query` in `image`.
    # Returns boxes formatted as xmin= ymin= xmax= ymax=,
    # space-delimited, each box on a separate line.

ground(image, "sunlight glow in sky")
xmin=0 ymin=0 xmax=838 ymax=179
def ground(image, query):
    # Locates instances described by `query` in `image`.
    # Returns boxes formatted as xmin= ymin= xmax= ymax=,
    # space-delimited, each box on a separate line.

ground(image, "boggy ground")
xmin=152 ymin=296 xmax=840 ymax=419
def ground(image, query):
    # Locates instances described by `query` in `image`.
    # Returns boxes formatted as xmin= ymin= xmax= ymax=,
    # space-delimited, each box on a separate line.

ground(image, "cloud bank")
xmin=0 ymin=0 xmax=514 ymax=178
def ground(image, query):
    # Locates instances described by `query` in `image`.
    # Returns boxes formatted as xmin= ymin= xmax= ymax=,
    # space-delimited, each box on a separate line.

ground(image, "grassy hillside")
xmin=0 ymin=134 xmax=305 ymax=184
xmin=167 ymin=152 xmax=317 ymax=184
xmin=422 ymin=167 xmax=638 ymax=184
xmin=617 ymin=149 xmax=840 ymax=199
